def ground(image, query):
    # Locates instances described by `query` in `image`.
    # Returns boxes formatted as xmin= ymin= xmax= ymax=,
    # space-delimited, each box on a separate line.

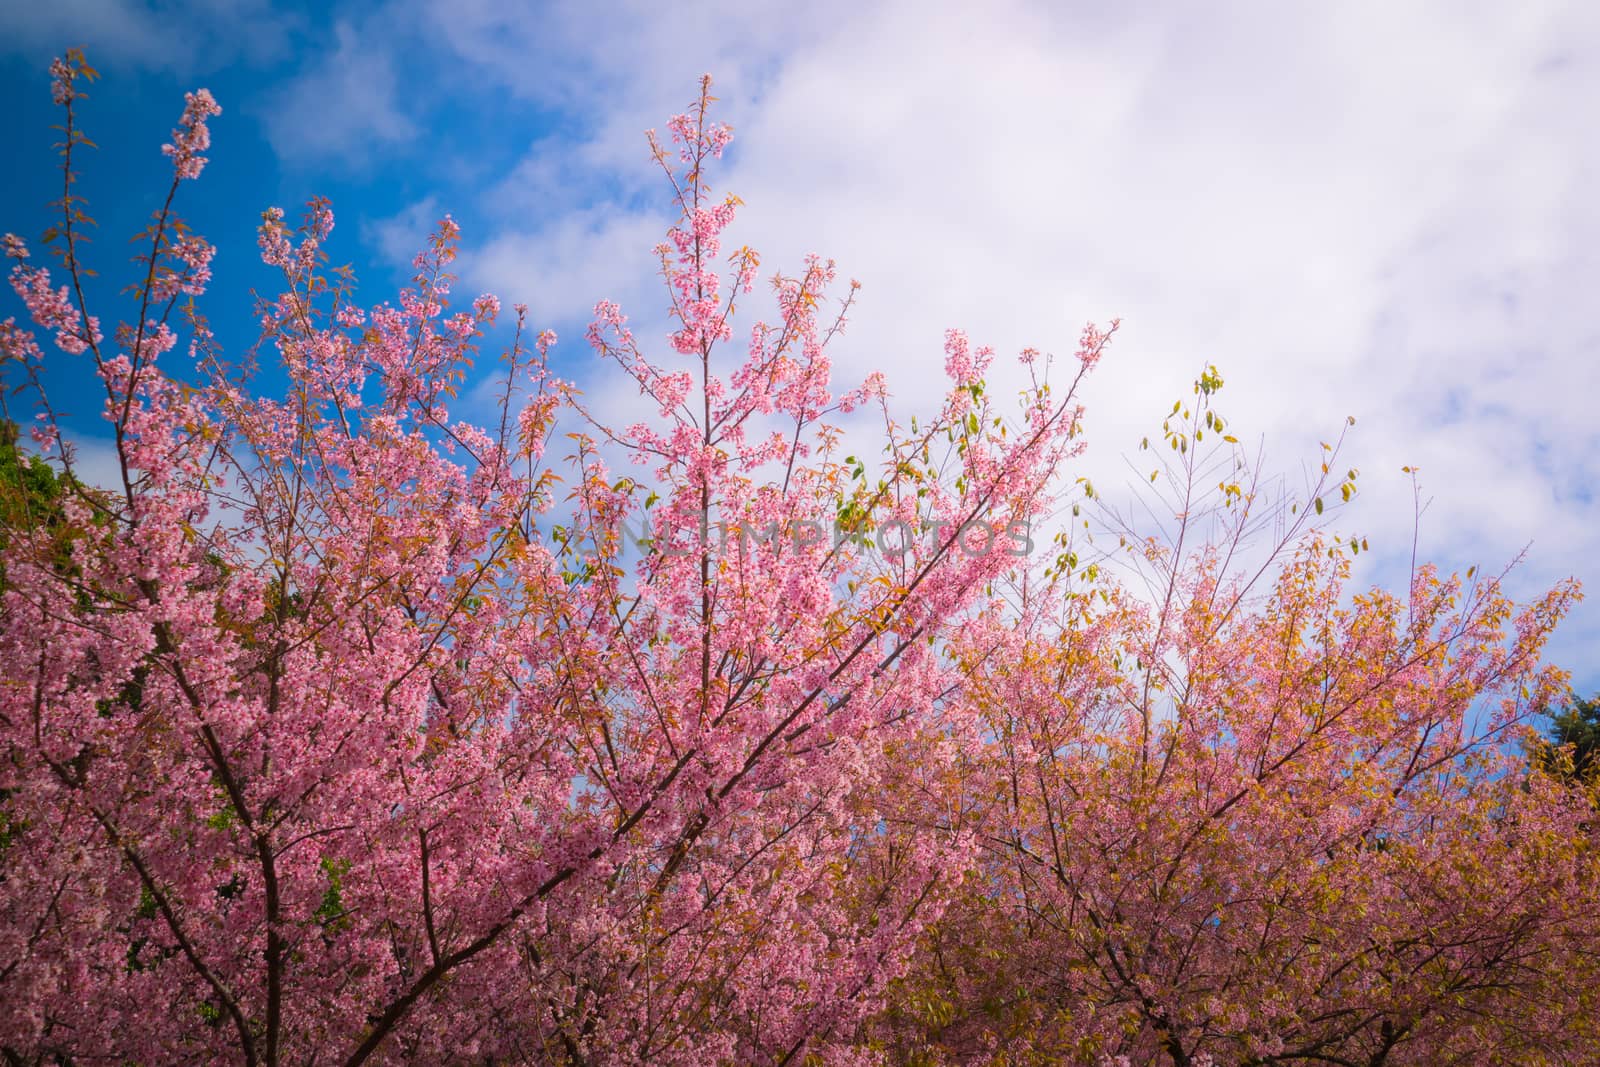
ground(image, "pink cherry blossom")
xmin=2 ymin=57 xmax=1595 ymax=1067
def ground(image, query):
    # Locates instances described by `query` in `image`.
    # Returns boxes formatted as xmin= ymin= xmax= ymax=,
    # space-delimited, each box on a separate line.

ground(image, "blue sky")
xmin=3 ymin=1 xmax=1597 ymax=693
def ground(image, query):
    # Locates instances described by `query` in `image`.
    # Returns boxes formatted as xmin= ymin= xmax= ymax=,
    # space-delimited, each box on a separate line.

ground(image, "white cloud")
xmin=0 ymin=0 xmax=296 ymax=73
xmin=361 ymin=194 xmax=441 ymax=269
xmin=59 ymin=433 xmax=126 ymax=495
xmin=468 ymin=207 xmax=669 ymax=326
xmin=257 ymin=19 xmax=416 ymax=166
xmin=383 ymin=0 xmax=1600 ymax=679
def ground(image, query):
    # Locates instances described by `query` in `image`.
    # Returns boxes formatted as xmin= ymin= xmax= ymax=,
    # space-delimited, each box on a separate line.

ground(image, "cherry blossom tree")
xmin=0 ymin=57 xmax=1105 ymax=1065
xmin=871 ymin=379 xmax=1600 ymax=1065
xmin=3 ymin=52 xmax=1595 ymax=1067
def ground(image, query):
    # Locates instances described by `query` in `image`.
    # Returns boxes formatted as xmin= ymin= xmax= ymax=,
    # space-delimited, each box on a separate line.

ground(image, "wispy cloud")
xmin=0 ymin=0 xmax=297 ymax=72
xmin=361 ymin=194 xmax=441 ymax=268
xmin=256 ymin=18 xmax=417 ymax=166
xmin=419 ymin=0 xmax=1600 ymax=669
xmin=467 ymin=207 xmax=669 ymax=327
